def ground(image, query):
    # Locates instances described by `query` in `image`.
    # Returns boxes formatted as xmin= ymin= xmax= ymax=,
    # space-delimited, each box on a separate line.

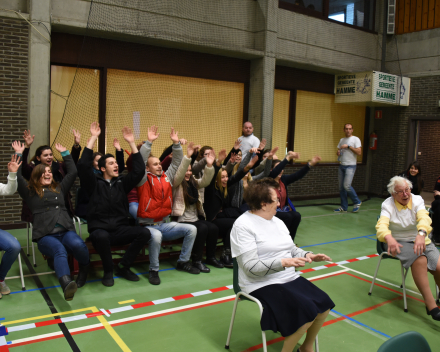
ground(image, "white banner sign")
xmin=335 ymin=71 xmax=410 ymax=106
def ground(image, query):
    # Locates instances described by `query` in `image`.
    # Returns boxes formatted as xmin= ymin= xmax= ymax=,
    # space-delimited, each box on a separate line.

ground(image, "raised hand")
xmin=147 ymin=125 xmax=159 ymax=143
xmin=267 ymin=147 xmax=279 ymax=160
xmin=286 ymin=151 xmax=300 ymax=161
xmin=309 ymin=155 xmax=322 ymax=167
xmin=12 ymin=141 xmax=25 ymax=154
xmin=8 ymin=154 xmax=22 ymax=173
xmin=122 ymin=127 xmax=134 ymax=144
xmin=73 ymin=129 xmax=81 ymax=145
xmin=233 ymin=139 xmax=241 ymax=150
xmin=249 ymin=147 xmax=260 ymax=155
xmin=179 ymin=138 xmax=187 ymax=146
xmin=90 ymin=122 xmax=101 ymax=137
xmin=23 ymin=130 xmax=35 ymax=148
xmin=206 ymin=150 xmax=216 ymax=166
xmin=55 ymin=143 xmax=67 ymax=153
xmin=170 ymin=128 xmax=179 ymax=144
xmin=244 ymin=155 xmax=259 ymax=171
xmin=258 ymin=138 xmax=267 ymax=150
xmin=186 ymin=142 xmax=196 ymax=157
xmin=217 ymin=149 xmax=227 ymax=163
xmin=230 ymin=152 xmax=237 ymax=164
xmin=113 ymin=138 xmax=121 ymax=151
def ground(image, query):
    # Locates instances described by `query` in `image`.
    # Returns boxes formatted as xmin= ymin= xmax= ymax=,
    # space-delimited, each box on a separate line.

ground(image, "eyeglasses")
xmin=394 ymin=188 xmax=410 ymax=195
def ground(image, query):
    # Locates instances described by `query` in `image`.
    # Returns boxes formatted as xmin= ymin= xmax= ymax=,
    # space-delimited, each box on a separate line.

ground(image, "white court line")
xmin=6 ymin=271 xmax=56 ymax=280
xmin=337 ymin=264 xmax=422 ymax=297
xmin=7 ymin=270 xmax=346 ymax=346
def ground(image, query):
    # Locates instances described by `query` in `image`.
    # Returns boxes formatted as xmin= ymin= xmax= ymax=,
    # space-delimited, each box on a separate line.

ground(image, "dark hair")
xmin=244 ymin=178 xmax=280 ymax=211
xmin=30 ymin=145 xmax=52 ymax=163
xmin=196 ymin=146 xmax=213 ymax=162
xmin=92 ymin=152 xmax=104 ymax=169
xmin=406 ymin=162 xmax=423 ymax=193
xmin=181 ymin=166 xmax=199 ymax=207
xmin=271 ymin=159 xmax=281 ymax=169
xmin=98 ymin=154 xmax=115 ymax=172
xmin=28 ymin=164 xmax=59 ymax=197
xmin=344 ymin=123 xmax=353 ymax=129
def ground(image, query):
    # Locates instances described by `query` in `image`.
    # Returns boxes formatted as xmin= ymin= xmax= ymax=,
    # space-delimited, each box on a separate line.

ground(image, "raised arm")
xmin=159 ymin=144 xmax=173 ymax=162
xmin=55 ymin=144 xmax=78 ymax=195
xmin=269 ymin=151 xmax=299 ymax=179
xmin=16 ymin=160 xmax=29 ymax=202
xmin=70 ymin=129 xmax=82 ymax=164
xmin=20 ymin=130 xmax=36 ymax=180
xmin=173 ymin=142 xmax=197 ymax=187
xmin=253 ymin=147 xmax=278 ymax=180
xmin=196 ymin=151 xmax=215 ymax=189
xmin=164 ymin=128 xmax=184 ymax=183
xmin=113 ymin=138 xmax=126 ymax=173
xmin=77 ymin=122 xmax=100 ymax=196
xmin=191 ymin=157 xmax=207 ymax=176
xmin=281 ymin=154 xmax=320 ymax=186
xmin=120 ymin=127 xmax=145 ymax=193
xmin=0 ymin=154 xmax=21 ymax=196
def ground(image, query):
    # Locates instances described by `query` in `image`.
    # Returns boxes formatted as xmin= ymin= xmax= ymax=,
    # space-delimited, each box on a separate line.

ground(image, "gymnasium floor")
xmin=1 ymin=198 xmax=439 ymax=352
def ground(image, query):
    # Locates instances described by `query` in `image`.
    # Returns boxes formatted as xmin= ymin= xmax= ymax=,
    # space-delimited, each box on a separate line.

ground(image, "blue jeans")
xmin=0 ymin=229 xmax=21 ymax=280
xmin=37 ymin=231 xmax=89 ymax=279
xmin=129 ymin=202 xmax=139 ymax=220
xmin=145 ymin=222 xmax=197 ymax=271
xmin=338 ymin=165 xmax=361 ymax=211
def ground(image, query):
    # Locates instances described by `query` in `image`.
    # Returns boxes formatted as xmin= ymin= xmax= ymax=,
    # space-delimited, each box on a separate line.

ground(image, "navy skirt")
xmin=250 ymin=276 xmax=335 ymax=337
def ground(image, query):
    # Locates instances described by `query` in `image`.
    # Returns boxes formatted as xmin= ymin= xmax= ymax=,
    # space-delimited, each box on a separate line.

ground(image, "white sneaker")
xmin=0 ymin=281 xmax=11 ymax=295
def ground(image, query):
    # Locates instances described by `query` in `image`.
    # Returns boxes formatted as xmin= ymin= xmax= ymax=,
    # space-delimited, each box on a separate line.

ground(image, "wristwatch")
xmin=347 ymin=145 xmax=351 ymax=149
xmin=418 ymin=229 xmax=427 ymax=237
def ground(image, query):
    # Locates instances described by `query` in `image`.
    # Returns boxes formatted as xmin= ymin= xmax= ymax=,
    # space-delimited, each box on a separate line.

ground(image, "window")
xmin=279 ymin=0 xmax=375 ymax=31
xmin=272 ymin=89 xmax=291 ymax=155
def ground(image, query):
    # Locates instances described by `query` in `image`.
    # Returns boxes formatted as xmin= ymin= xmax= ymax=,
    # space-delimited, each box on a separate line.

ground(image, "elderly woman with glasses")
xmin=376 ymin=176 xmax=440 ymax=321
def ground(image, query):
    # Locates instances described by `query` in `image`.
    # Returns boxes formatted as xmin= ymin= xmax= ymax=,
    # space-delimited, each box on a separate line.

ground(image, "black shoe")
xmin=76 ymin=263 xmax=89 ymax=288
xmin=426 ymin=306 xmax=440 ymax=321
xmin=102 ymin=271 xmax=114 ymax=287
xmin=193 ymin=261 xmax=210 ymax=273
xmin=205 ymin=257 xmax=224 ymax=268
xmin=176 ymin=261 xmax=200 ymax=274
xmin=59 ymin=275 xmax=77 ymax=301
xmin=47 ymin=257 xmax=54 ymax=270
xmin=149 ymin=270 xmax=161 ymax=285
xmin=220 ymin=249 xmax=233 ymax=268
xmin=115 ymin=265 xmax=140 ymax=282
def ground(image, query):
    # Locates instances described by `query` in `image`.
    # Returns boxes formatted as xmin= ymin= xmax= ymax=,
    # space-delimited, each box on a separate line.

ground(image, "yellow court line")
xmin=2 ymin=307 xmax=94 ymax=326
xmin=118 ymin=300 xmax=135 ymax=305
xmin=91 ymin=307 xmax=131 ymax=352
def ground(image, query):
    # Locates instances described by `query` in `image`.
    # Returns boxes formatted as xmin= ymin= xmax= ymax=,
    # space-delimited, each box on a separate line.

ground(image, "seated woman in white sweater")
xmin=231 ymin=178 xmax=334 ymax=352
xmin=376 ymin=176 xmax=440 ymax=321
xmin=0 ymin=154 xmax=22 ymax=299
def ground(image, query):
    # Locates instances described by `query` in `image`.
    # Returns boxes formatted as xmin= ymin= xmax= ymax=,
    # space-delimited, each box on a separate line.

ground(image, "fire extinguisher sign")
xmin=375 ymin=110 xmax=382 ymax=119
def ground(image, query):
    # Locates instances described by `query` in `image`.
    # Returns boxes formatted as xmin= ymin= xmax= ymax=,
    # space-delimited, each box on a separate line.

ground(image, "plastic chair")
xmin=368 ymin=239 xmax=409 ymax=312
xmin=225 ymin=258 xmax=319 ymax=352
xmin=2 ymin=237 xmax=26 ymax=291
xmin=376 ymin=331 xmax=431 ymax=352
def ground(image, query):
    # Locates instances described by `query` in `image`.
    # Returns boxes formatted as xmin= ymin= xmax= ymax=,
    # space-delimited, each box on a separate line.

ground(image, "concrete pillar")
xmin=28 ymin=0 xmax=51 ymax=152
xmin=248 ymin=0 xmax=277 ymax=147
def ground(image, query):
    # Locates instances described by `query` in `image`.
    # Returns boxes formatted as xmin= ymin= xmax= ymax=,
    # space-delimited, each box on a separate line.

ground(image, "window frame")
xmin=278 ymin=0 xmax=377 ymax=34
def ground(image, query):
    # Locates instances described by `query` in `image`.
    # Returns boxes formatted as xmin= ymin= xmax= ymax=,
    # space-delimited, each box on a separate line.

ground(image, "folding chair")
xmin=368 ymin=239 xmax=409 ymax=312
xmin=225 ymin=258 xmax=319 ymax=352
xmin=26 ymin=222 xmax=37 ymax=267
xmin=2 ymin=237 xmax=26 ymax=291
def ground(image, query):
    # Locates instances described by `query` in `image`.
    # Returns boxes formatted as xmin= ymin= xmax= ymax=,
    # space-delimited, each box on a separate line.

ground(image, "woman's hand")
xmin=170 ymin=128 xmax=179 ymax=144
xmin=281 ymin=257 xmax=311 ymax=268
xmin=12 ymin=141 xmax=25 ymax=154
xmin=8 ymin=154 xmax=22 ymax=173
xmin=122 ymin=127 xmax=135 ymax=144
xmin=230 ymin=152 xmax=237 ymax=164
xmin=23 ymin=130 xmax=35 ymax=148
xmin=258 ymin=138 xmax=267 ymax=150
xmin=73 ymin=129 xmax=81 ymax=145
xmin=206 ymin=150 xmax=216 ymax=167
xmin=186 ymin=142 xmax=196 ymax=157
xmin=217 ymin=149 xmax=227 ymax=163
xmin=179 ymin=138 xmax=187 ymax=146
xmin=233 ymin=139 xmax=241 ymax=150
xmin=113 ymin=138 xmax=121 ymax=151
xmin=306 ymin=253 xmax=332 ymax=262
xmin=385 ymin=235 xmax=403 ymax=256
xmin=286 ymin=151 xmax=300 ymax=161
xmin=90 ymin=122 xmax=101 ymax=137
xmin=267 ymin=147 xmax=279 ymax=160
xmin=249 ymin=147 xmax=260 ymax=155
xmin=309 ymin=155 xmax=322 ymax=167
xmin=147 ymin=125 xmax=159 ymax=143
xmin=414 ymin=235 xmax=426 ymax=256
xmin=55 ymin=143 xmax=67 ymax=153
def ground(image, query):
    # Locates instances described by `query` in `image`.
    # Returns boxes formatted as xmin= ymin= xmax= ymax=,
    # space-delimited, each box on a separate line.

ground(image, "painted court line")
xmin=118 ymin=300 xmax=135 ymax=305
xmin=300 ymin=235 xmax=377 ymax=248
xmin=3 ymin=271 xmax=346 ymax=348
xmin=330 ymin=309 xmax=391 ymax=338
xmin=301 ymin=209 xmax=376 ymax=219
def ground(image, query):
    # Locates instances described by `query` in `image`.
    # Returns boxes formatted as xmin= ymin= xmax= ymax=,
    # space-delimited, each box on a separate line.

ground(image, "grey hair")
xmin=387 ymin=176 xmax=413 ymax=195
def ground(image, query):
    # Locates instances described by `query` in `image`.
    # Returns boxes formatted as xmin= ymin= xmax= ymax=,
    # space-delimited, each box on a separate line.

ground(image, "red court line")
xmin=34 ymin=319 xmax=61 ymax=328
xmin=324 ymin=263 xmax=338 ymax=268
xmin=0 ymin=346 xmax=9 ymax=352
xmin=172 ymin=293 xmax=193 ymax=301
xmin=85 ymin=312 xmax=104 ymax=318
xmin=131 ymin=301 xmax=155 ymax=309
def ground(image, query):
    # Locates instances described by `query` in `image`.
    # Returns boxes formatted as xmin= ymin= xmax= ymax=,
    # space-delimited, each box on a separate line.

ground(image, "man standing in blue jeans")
xmin=335 ymin=123 xmax=362 ymax=213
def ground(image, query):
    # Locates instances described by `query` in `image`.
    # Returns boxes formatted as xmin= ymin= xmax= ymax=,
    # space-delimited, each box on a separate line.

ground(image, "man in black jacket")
xmin=77 ymin=122 xmax=151 ymax=287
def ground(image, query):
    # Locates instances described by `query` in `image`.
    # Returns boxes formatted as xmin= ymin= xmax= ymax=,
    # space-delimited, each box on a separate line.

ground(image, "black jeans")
xmin=90 ymin=226 xmax=151 ymax=273
xmin=181 ymin=220 xmax=219 ymax=261
xmin=212 ymin=218 xmax=236 ymax=249
xmin=276 ymin=211 xmax=301 ymax=242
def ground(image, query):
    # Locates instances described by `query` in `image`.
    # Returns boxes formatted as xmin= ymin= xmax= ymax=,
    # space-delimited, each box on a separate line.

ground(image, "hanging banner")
xmin=335 ymin=71 xmax=410 ymax=106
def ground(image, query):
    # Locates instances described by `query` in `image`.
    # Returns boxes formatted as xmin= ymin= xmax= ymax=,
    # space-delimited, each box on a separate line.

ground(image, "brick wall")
xmin=370 ymin=75 xmax=440 ymax=197
xmin=0 ymin=18 xmax=28 ymax=227
xmin=417 ymin=120 xmax=440 ymax=190
xmin=283 ymin=163 xmax=367 ymax=199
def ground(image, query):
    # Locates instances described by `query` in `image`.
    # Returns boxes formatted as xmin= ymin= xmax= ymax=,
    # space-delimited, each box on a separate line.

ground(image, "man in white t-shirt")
xmin=335 ymin=123 xmax=362 ymax=213
xmin=238 ymin=122 xmax=260 ymax=161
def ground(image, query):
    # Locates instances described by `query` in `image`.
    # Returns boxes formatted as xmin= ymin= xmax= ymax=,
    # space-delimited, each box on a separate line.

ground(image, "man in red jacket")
xmin=137 ymin=126 xmax=198 ymax=286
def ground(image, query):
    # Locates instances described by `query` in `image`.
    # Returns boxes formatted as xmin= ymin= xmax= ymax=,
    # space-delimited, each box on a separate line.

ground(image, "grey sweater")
xmin=17 ymin=154 xmax=77 ymax=242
